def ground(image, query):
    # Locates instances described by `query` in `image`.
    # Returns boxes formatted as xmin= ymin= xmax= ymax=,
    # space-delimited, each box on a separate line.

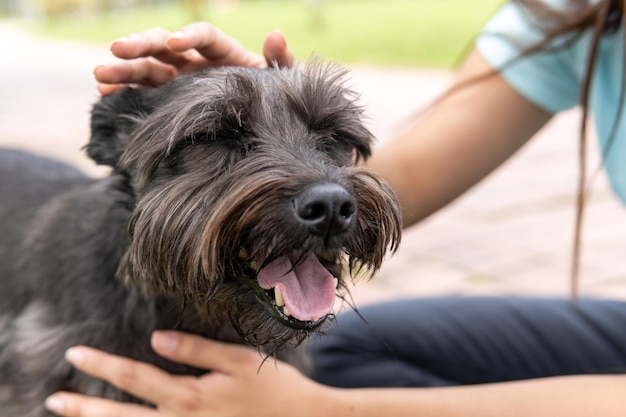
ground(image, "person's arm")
xmin=44 ymin=332 xmax=626 ymax=417
xmin=341 ymin=375 xmax=626 ymax=417
xmin=366 ymin=49 xmax=553 ymax=227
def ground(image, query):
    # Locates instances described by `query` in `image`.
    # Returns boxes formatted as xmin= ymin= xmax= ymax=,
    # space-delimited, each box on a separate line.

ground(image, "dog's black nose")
xmin=293 ymin=183 xmax=355 ymax=238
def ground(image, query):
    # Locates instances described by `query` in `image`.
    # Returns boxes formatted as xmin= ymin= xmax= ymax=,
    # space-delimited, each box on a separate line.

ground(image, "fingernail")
xmin=98 ymin=60 xmax=121 ymax=69
xmin=65 ymin=347 xmax=85 ymax=366
xmin=112 ymin=36 xmax=128 ymax=44
xmin=44 ymin=395 xmax=64 ymax=414
xmin=271 ymin=30 xmax=287 ymax=49
xmin=152 ymin=331 xmax=179 ymax=353
xmin=170 ymin=30 xmax=184 ymax=40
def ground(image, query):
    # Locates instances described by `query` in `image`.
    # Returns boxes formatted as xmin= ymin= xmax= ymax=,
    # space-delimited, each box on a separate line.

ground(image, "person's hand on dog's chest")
xmin=46 ymin=331 xmax=331 ymax=417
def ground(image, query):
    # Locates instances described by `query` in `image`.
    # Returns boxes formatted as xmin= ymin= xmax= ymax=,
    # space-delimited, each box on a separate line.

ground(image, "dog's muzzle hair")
xmin=92 ymin=61 xmax=402 ymax=349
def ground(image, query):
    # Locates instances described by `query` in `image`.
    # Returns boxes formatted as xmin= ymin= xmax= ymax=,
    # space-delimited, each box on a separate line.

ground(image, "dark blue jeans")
xmin=309 ymin=297 xmax=626 ymax=387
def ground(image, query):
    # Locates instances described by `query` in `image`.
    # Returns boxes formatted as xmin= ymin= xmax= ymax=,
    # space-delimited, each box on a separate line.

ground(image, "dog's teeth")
xmin=333 ymin=277 xmax=339 ymax=289
xmin=274 ymin=286 xmax=285 ymax=307
xmin=283 ymin=306 xmax=291 ymax=317
xmin=238 ymin=248 xmax=249 ymax=260
xmin=249 ymin=260 xmax=257 ymax=270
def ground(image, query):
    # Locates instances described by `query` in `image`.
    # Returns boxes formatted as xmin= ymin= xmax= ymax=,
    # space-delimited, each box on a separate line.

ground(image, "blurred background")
xmin=1 ymin=0 xmax=501 ymax=67
xmin=1 ymin=0 xmax=625 ymax=308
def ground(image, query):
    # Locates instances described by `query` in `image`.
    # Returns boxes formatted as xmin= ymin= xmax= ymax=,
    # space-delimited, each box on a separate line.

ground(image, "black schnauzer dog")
xmin=0 ymin=61 xmax=401 ymax=416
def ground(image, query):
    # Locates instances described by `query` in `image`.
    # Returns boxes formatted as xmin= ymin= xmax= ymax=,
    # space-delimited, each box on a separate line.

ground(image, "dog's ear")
xmin=87 ymin=87 xmax=152 ymax=168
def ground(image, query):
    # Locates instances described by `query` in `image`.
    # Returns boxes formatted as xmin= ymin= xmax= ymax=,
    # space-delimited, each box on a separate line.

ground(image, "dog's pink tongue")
xmin=257 ymin=254 xmax=336 ymax=322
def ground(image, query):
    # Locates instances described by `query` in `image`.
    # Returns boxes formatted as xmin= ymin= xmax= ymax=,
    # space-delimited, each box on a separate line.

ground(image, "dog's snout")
xmin=293 ymin=183 xmax=355 ymax=238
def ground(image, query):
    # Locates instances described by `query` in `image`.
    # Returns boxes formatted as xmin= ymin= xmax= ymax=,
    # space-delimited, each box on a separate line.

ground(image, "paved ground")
xmin=2 ymin=22 xmax=626 ymax=309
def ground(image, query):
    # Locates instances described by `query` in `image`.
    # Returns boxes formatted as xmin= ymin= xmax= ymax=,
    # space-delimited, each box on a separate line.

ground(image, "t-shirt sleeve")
xmin=475 ymin=2 xmax=581 ymax=114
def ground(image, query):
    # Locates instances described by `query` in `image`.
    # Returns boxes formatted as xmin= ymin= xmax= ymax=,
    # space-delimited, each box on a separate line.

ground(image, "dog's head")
xmin=88 ymin=61 xmax=401 ymax=350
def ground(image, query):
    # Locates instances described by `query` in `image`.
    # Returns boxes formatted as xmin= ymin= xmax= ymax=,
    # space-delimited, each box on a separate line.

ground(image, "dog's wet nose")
xmin=294 ymin=182 xmax=355 ymax=238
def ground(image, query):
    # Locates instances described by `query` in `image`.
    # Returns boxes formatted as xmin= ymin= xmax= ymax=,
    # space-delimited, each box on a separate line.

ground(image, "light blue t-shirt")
xmin=476 ymin=2 xmax=626 ymax=204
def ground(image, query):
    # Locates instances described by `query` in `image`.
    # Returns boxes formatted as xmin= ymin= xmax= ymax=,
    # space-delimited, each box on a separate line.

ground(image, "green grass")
xmin=20 ymin=0 xmax=503 ymax=68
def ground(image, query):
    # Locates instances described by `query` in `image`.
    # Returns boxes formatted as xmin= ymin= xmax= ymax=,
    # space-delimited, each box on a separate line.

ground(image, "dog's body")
xmin=0 ymin=62 xmax=400 ymax=416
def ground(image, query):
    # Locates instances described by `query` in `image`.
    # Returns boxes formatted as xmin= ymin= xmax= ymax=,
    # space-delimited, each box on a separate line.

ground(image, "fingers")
xmin=169 ymin=22 xmax=267 ymax=68
xmin=45 ymin=392 xmax=157 ymax=417
xmin=96 ymin=22 xmax=293 ymax=95
xmin=113 ymin=22 xmax=267 ymax=69
xmin=111 ymin=27 xmax=190 ymax=67
xmin=152 ymin=331 xmax=264 ymax=374
xmin=96 ymin=83 xmax=126 ymax=96
xmin=94 ymin=59 xmax=177 ymax=89
xmin=62 ymin=346 xmax=194 ymax=406
xmin=111 ymin=27 xmax=170 ymax=58
xmin=166 ymin=22 xmax=228 ymax=54
xmin=263 ymin=30 xmax=294 ymax=68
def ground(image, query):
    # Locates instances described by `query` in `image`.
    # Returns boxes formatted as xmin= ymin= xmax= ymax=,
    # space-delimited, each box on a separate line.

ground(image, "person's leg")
xmin=310 ymin=297 xmax=626 ymax=387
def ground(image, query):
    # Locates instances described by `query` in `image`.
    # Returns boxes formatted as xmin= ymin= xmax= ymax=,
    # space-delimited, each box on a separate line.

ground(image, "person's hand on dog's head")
xmin=95 ymin=22 xmax=294 ymax=95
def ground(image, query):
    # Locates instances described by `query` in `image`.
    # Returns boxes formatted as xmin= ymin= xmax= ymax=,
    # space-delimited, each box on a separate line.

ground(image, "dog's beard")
xmin=117 ymin=161 xmax=399 ymax=350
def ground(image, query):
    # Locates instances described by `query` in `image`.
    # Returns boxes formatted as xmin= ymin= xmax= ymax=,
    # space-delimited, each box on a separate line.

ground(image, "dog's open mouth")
xmin=237 ymin=251 xmax=338 ymax=329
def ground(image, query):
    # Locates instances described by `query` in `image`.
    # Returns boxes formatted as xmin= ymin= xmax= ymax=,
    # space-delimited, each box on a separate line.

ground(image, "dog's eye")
xmin=319 ymin=134 xmax=359 ymax=164
xmin=184 ymin=128 xmax=254 ymax=153
xmin=331 ymin=139 xmax=354 ymax=154
xmin=192 ymin=128 xmax=241 ymax=145
xmin=214 ymin=126 xmax=247 ymax=142
xmin=241 ymin=141 xmax=255 ymax=155
xmin=333 ymin=132 xmax=371 ymax=163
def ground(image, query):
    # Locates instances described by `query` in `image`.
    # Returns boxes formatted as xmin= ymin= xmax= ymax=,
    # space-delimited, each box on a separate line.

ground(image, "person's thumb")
xmin=263 ymin=30 xmax=294 ymax=68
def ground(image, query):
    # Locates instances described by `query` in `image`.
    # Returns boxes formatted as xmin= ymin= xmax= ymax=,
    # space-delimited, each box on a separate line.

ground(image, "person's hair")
xmin=441 ymin=0 xmax=623 ymax=298
xmin=513 ymin=0 xmax=623 ymax=299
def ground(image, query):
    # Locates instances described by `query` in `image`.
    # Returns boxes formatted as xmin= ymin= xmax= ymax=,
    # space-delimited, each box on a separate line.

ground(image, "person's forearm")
xmin=313 ymin=375 xmax=626 ymax=417
xmin=367 ymin=50 xmax=552 ymax=228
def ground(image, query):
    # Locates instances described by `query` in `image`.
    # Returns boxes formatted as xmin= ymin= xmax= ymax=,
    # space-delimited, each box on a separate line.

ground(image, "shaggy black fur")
xmin=0 ymin=61 xmax=401 ymax=416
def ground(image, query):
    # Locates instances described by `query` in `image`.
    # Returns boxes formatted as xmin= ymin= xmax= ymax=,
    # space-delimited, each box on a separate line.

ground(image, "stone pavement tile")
xmin=586 ymin=279 xmax=626 ymax=300
xmin=491 ymin=263 xmax=614 ymax=298
xmin=398 ymin=216 xmax=486 ymax=250
xmin=376 ymin=251 xmax=471 ymax=293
